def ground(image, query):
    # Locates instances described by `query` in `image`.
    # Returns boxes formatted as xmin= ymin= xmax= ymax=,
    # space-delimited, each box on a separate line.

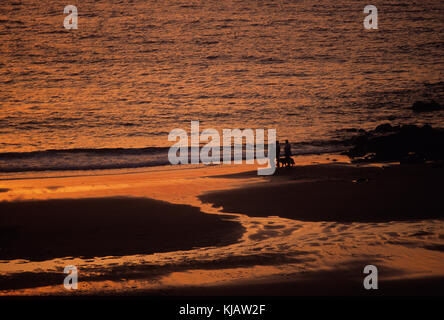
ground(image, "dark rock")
xmin=400 ymin=153 xmax=426 ymax=164
xmin=346 ymin=124 xmax=444 ymax=163
xmin=375 ymin=123 xmax=395 ymax=133
xmin=412 ymin=100 xmax=442 ymax=112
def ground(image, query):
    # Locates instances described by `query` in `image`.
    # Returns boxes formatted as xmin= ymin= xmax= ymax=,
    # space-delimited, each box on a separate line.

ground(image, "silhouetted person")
xmin=276 ymin=140 xmax=281 ymax=167
xmin=284 ymin=140 xmax=291 ymax=167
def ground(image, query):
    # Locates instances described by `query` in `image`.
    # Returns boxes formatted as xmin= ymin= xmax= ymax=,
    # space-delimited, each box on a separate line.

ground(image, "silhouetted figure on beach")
xmin=284 ymin=140 xmax=293 ymax=167
xmin=276 ymin=140 xmax=281 ymax=168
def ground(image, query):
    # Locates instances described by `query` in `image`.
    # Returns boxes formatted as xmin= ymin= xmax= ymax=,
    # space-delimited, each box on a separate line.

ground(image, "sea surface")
xmin=0 ymin=0 xmax=443 ymax=172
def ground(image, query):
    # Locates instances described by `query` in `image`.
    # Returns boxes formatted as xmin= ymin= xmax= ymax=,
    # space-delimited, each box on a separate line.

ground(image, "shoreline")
xmin=199 ymin=162 xmax=444 ymax=222
xmin=133 ymin=273 xmax=444 ymax=297
xmin=1 ymin=157 xmax=444 ymax=296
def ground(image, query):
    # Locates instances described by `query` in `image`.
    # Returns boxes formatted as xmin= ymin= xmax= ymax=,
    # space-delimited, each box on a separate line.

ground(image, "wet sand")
xmin=0 ymin=160 xmax=443 ymax=296
xmin=0 ymin=197 xmax=243 ymax=261
xmin=200 ymin=163 xmax=444 ymax=222
xmin=140 ymin=272 xmax=444 ymax=297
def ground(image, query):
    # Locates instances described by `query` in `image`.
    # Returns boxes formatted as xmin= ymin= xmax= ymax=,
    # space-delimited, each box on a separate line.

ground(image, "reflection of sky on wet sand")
xmin=1 ymin=157 xmax=443 ymax=295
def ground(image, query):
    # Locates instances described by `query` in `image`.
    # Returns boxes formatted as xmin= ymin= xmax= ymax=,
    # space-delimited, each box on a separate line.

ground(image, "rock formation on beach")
xmin=345 ymin=123 xmax=444 ymax=163
xmin=411 ymin=100 xmax=442 ymax=112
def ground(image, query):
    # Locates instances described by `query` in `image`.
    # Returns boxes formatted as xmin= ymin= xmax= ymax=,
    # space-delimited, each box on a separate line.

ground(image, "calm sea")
xmin=0 ymin=0 xmax=443 ymax=171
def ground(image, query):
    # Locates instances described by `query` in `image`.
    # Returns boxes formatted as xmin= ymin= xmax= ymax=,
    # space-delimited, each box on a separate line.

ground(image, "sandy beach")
xmin=0 ymin=197 xmax=243 ymax=261
xmin=1 ymin=156 xmax=443 ymax=296
xmin=200 ymin=163 xmax=444 ymax=222
xmin=1 ymin=0 xmax=443 ymax=311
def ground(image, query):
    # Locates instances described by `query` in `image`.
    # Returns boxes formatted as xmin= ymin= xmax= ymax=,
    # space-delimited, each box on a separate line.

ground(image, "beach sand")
xmin=200 ymin=163 xmax=444 ymax=222
xmin=0 ymin=197 xmax=243 ymax=261
xmin=0 ymin=158 xmax=443 ymax=296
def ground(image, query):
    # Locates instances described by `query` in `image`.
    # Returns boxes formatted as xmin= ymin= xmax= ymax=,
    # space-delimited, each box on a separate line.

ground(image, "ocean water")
xmin=0 ymin=0 xmax=443 ymax=172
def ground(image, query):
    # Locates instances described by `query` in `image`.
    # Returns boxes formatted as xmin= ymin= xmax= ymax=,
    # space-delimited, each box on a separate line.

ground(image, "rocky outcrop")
xmin=412 ymin=100 xmax=442 ymax=112
xmin=345 ymin=124 xmax=444 ymax=163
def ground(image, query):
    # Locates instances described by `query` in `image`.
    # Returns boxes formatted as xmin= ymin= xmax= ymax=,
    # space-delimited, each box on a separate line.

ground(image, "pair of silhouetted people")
xmin=276 ymin=140 xmax=292 ymax=168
